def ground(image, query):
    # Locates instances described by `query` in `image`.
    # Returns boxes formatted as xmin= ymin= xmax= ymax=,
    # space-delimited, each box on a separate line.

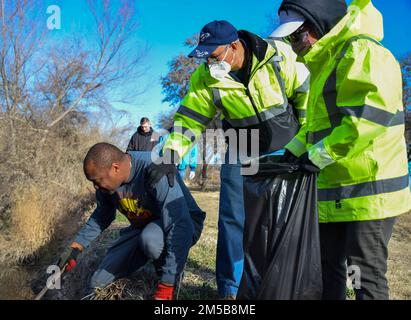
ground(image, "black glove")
xmin=57 ymin=246 xmax=81 ymax=272
xmin=280 ymin=149 xmax=299 ymax=163
xmin=298 ymin=152 xmax=320 ymax=173
xmin=146 ymin=149 xmax=179 ymax=188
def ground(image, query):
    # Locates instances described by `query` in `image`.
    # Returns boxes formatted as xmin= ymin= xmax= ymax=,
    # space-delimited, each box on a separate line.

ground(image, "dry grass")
xmin=0 ymin=186 xmax=96 ymax=300
xmin=0 ymin=187 xmax=55 ymax=264
xmin=178 ymin=191 xmax=219 ymax=299
xmin=387 ymin=211 xmax=411 ymax=299
xmin=0 ymin=186 xmax=59 ymax=300
xmin=0 ymin=179 xmax=94 ymax=299
xmin=0 ymin=266 xmax=34 ymax=300
xmin=89 ymin=265 xmax=159 ymax=300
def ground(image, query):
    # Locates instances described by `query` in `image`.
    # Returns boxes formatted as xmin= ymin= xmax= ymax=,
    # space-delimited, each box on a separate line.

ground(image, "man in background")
xmin=127 ymin=117 xmax=159 ymax=152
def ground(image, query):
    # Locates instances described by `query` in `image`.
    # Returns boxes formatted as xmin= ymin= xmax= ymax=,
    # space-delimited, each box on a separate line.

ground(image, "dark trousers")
xmin=90 ymin=221 xmax=164 ymax=291
xmin=319 ymin=217 xmax=396 ymax=300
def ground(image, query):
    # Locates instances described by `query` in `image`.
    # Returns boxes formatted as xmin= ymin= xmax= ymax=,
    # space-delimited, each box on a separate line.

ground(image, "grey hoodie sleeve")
xmin=74 ymin=191 xmax=116 ymax=248
xmin=149 ymin=176 xmax=193 ymax=285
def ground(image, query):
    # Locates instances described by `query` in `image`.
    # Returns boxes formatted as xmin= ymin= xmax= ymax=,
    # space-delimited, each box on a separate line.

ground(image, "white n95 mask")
xmin=209 ymin=60 xmax=232 ymax=80
xmin=208 ymin=46 xmax=235 ymax=80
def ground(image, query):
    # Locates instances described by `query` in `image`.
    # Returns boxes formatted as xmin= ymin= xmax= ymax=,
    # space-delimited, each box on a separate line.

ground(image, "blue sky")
xmin=45 ymin=0 xmax=411 ymax=129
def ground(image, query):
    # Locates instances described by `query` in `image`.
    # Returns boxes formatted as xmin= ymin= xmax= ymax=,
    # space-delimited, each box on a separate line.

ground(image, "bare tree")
xmin=157 ymin=109 xmax=176 ymax=131
xmin=45 ymin=0 xmax=144 ymax=128
xmin=160 ymin=35 xmax=201 ymax=107
xmin=0 ymin=0 xmax=48 ymax=159
xmin=1 ymin=1 xmax=146 ymax=171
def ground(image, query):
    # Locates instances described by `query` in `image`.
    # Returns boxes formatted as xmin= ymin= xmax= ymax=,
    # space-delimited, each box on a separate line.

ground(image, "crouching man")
xmin=58 ymin=142 xmax=206 ymax=300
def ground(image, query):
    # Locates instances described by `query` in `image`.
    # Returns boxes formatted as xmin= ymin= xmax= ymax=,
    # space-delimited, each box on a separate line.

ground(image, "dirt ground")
xmin=34 ymin=190 xmax=410 ymax=300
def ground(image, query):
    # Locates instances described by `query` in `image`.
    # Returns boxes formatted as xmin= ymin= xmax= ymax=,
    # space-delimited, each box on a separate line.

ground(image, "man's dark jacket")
xmin=126 ymin=126 xmax=159 ymax=152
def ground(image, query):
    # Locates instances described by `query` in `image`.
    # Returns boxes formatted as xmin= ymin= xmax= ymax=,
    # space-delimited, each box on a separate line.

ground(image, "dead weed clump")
xmin=88 ymin=268 xmax=157 ymax=301
xmin=0 ymin=266 xmax=35 ymax=300
xmin=0 ymin=186 xmax=55 ymax=264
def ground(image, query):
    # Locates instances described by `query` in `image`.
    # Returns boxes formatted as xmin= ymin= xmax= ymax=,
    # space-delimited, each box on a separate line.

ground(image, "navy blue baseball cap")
xmin=188 ymin=20 xmax=239 ymax=58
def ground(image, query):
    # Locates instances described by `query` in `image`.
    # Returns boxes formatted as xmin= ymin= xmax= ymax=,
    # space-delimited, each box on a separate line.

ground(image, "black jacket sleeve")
xmin=126 ymin=132 xmax=138 ymax=152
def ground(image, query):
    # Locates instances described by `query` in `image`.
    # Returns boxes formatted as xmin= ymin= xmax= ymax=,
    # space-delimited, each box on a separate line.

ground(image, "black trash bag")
xmin=238 ymin=155 xmax=322 ymax=300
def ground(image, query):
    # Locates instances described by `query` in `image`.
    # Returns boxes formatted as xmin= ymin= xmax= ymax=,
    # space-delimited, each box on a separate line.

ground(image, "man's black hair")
xmin=140 ymin=117 xmax=150 ymax=125
xmin=84 ymin=142 xmax=125 ymax=169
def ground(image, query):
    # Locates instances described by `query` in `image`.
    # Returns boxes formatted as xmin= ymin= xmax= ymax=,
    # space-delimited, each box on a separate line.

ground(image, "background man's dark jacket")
xmin=126 ymin=126 xmax=159 ymax=152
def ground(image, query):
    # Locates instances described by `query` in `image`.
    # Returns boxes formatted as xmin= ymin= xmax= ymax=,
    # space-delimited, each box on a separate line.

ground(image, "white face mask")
xmin=208 ymin=47 xmax=234 ymax=80
xmin=209 ymin=60 xmax=231 ymax=80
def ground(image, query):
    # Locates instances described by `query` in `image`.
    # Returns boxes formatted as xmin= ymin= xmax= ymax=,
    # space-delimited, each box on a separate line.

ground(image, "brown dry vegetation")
xmin=0 ymin=122 xmax=104 ymax=299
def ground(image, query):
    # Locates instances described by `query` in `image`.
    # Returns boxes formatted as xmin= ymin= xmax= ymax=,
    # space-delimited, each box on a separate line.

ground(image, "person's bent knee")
xmin=139 ymin=227 xmax=164 ymax=260
xmin=90 ymin=268 xmax=115 ymax=290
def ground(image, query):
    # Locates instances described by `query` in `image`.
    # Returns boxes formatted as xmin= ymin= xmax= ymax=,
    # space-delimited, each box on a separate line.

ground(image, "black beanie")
xmin=279 ymin=0 xmax=347 ymax=38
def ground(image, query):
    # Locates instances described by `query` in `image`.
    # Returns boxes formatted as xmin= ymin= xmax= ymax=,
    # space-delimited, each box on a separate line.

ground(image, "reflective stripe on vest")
xmin=176 ymin=105 xmax=212 ymax=126
xmin=212 ymin=87 xmax=288 ymax=127
xmin=318 ymin=174 xmax=409 ymax=201
xmin=297 ymin=109 xmax=306 ymax=118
